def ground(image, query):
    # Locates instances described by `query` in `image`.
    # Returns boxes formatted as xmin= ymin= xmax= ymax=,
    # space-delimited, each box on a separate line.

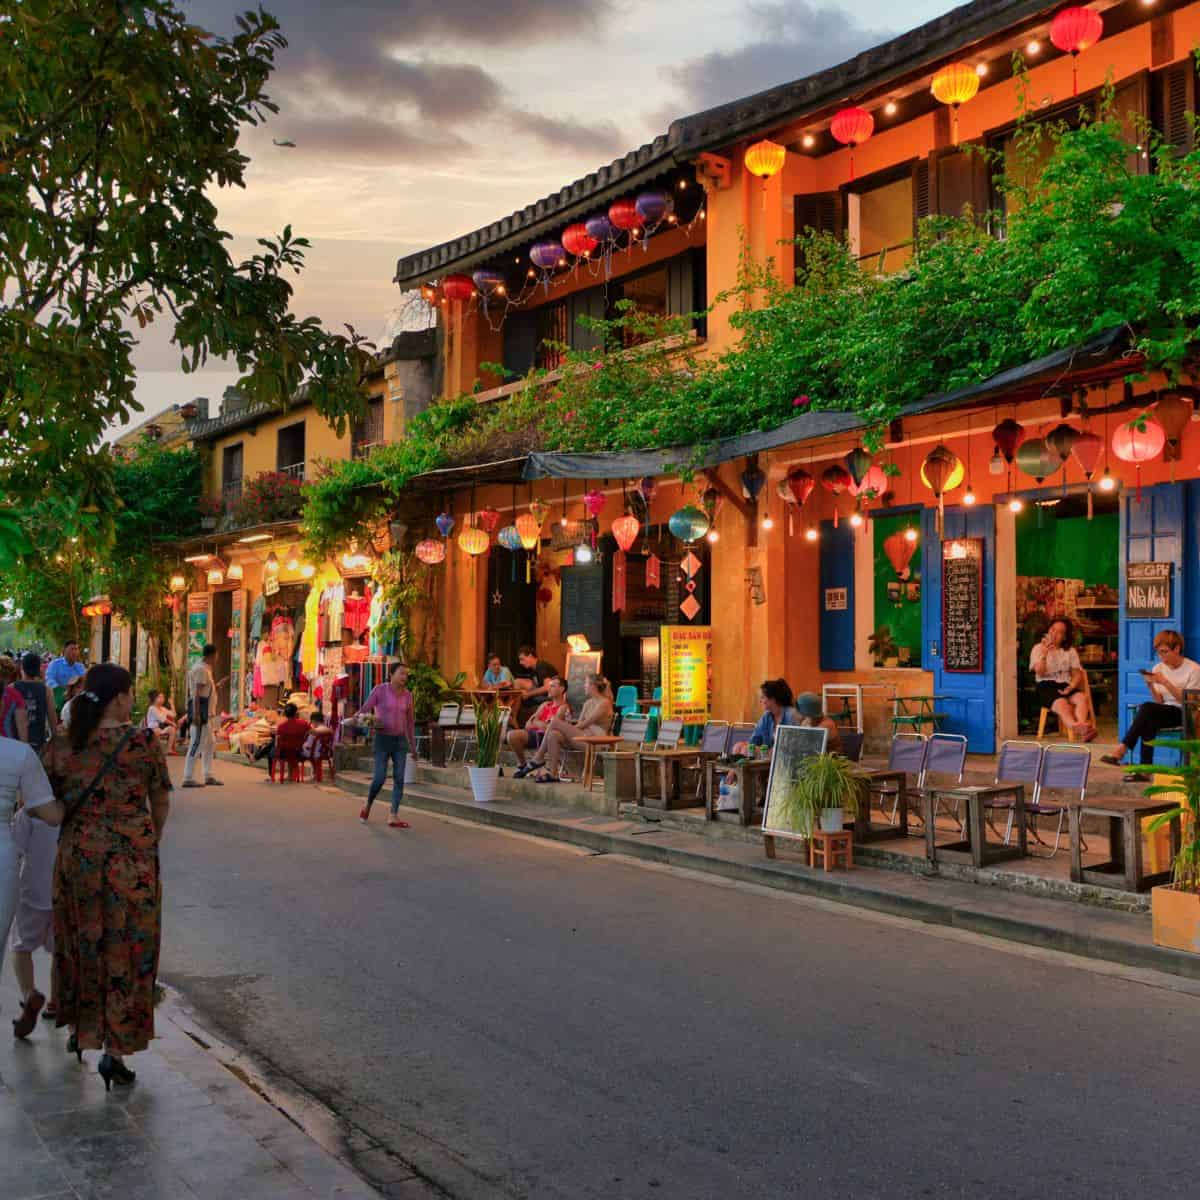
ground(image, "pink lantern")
xmin=583 ymin=488 xmax=607 ymax=519
xmin=415 ymin=539 xmax=446 ymax=565
xmin=611 ymin=514 xmax=640 ymax=553
xmin=476 ymin=507 xmax=501 ymax=534
xmin=853 ymin=464 xmax=889 ymax=501
xmin=1112 ymin=414 xmax=1165 ymax=502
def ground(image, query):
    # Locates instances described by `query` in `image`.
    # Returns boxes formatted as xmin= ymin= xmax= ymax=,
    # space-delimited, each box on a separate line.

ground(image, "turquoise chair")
xmin=652 ymin=686 xmax=662 ymax=702
xmin=615 ymin=685 xmax=639 ymax=714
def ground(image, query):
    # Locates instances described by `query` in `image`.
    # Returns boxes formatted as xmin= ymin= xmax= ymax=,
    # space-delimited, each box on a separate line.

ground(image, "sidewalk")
xmin=0 ymin=974 xmax=380 ymax=1200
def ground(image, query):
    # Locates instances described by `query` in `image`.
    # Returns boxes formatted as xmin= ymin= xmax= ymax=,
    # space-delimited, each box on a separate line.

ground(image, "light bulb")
xmin=1009 ymin=497 xmax=1024 ymax=513
xmin=850 ymin=512 xmax=864 ymax=528
xmin=1026 ymin=39 xmax=1041 ymax=55
xmin=706 ymin=530 xmax=719 ymax=544
xmin=762 ymin=515 xmax=775 ymax=531
xmin=884 ymin=101 xmax=898 ymax=116
xmin=575 ymin=543 xmax=594 ymax=564
xmin=802 ymin=134 xmax=815 ymax=148
xmin=804 ymin=526 xmax=819 ymax=542
xmin=963 ymin=488 xmax=977 ymax=506
xmin=976 ymin=62 xmax=989 ymax=77
xmin=1098 ymin=470 xmax=1116 ymax=493
xmin=904 ymin=527 xmax=918 ymax=543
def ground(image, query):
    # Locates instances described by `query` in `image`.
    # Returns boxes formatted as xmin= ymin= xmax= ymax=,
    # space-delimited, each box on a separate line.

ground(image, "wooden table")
xmin=705 ymin=757 xmax=772 ymax=827
xmin=1070 ymin=798 xmax=1183 ymax=892
xmin=577 ymin=735 xmax=623 ymax=791
xmin=849 ymin=769 xmax=910 ymax=844
xmin=925 ymin=784 xmax=1028 ymax=867
xmin=636 ymin=746 xmax=722 ymax=809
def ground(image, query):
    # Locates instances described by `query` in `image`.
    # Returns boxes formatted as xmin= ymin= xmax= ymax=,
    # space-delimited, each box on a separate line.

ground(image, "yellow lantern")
xmin=515 ymin=512 xmax=541 ymax=552
xmin=227 ymin=561 xmax=244 ymax=582
xmin=169 ymin=573 xmax=186 ymax=593
xmin=745 ymin=139 xmax=786 ymax=183
xmin=931 ymin=63 xmax=980 ymax=144
xmin=457 ymin=526 xmax=490 ymax=557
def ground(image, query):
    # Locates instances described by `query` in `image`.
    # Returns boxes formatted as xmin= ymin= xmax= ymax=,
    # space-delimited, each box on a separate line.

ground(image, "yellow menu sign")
xmin=660 ymin=625 xmax=712 ymax=722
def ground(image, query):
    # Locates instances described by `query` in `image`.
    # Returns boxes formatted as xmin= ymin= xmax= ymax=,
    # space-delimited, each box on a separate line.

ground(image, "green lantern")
xmin=668 ymin=505 xmax=710 ymax=544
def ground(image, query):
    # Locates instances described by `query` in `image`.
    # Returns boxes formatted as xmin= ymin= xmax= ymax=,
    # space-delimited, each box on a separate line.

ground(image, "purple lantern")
xmin=435 ymin=512 xmax=455 ymax=538
xmin=585 ymin=214 xmax=615 ymax=243
xmin=471 ymin=269 xmax=507 ymax=316
xmin=529 ymin=240 xmax=566 ymax=293
xmin=635 ymin=189 xmax=673 ymax=230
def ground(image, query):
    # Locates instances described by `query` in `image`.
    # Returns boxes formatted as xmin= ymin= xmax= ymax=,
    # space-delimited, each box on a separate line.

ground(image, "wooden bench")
xmin=1069 ymin=797 xmax=1183 ymax=893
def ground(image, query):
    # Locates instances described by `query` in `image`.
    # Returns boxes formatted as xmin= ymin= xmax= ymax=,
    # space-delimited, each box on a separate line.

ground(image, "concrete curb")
xmin=218 ymin=751 xmax=1200 ymax=983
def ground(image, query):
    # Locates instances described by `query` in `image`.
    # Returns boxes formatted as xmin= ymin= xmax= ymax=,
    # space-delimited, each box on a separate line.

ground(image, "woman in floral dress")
xmin=41 ymin=663 xmax=171 ymax=1089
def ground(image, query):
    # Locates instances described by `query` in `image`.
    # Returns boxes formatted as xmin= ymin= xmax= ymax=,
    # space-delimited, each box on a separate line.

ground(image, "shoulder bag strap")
xmin=60 ymin=727 xmax=137 ymax=828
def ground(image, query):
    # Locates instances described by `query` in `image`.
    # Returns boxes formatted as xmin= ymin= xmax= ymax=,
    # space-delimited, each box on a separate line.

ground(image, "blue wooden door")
xmin=1119 ymin=483 xmax=1185 ymax=738
xmin=921 ymin=505 xmax=996 ymax=753
xmin=819 ymin=519 xmax=855 ymax=671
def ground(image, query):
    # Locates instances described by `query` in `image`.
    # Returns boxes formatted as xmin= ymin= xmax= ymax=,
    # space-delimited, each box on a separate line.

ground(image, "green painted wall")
xmin=873 ymin=512 xmax=922 ymax=665
xmin=1015 ymin=509 xmax=1118 ymax=587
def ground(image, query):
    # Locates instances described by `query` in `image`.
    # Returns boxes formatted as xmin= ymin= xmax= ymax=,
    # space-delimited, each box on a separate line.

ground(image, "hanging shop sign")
xmin=942 ymin=538 xmax=984 ymax=674
xmin=230 ymin=589 xmax=245 ymax=717
xmin=1125 ymin=562 xmax=1173 ymax=620
xmin=824 ymin=587 xmax=848 ymax=612
xmin=660 ymin=624 xmax=712 ymax=722
xmin=186 ymin=593 xmax=210 ymax=668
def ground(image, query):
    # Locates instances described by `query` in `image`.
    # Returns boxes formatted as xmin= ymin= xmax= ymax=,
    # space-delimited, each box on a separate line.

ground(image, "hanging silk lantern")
xmin=612 ymin=514 xmax=640 ymax=553
xmin=931 ymin=63 xmax=980 ymax=144
xmin=530 ymin=241 xmax=566 ymax=292
xmin=992 ymin=418 xmax=1026 ymax=464
xmin=829 ymin=107 xmax=875 ymax=182
xmin=821 ymin=463 xmax=852 ymax=528
xmin=1155 ymin=392 xmax=1190 ymax=464
xmin=1050 ymin=6 xmax=1104 ymax=96
xmin=457 ymin=526 xmax=490 ymax=556
xmin=884 ymin=530 xmax=917 ymax=580
xmin=608 ymin=198 xmax=640 ymax=233
xmin=435 ymin=512 xmax=455 ymax=538
xmin=787 ymin=467 xmax=816 ymax=508
xmin=562 ymin=222 xmax=599 ymax=258
xmin=740 ymin=462 xmax=767 ymax=502
xmin=1112 ymin=414 xmax=1166 ymax=502
xmin=441 ymin=274 xmax=475 ymax=303
xmin=844 ymin=447 xmax=872 ymax=492
xmin=776 ymin=477 xmax=798 ymax=534
xmin=744 ymin=139 xmax=787 ymax=183
xmin=1015 ymin=437 xmax=1060 ymax=484
xmin=635 ymin=189 xmax=673 ymax=229
xmin=611 ymin=513 xmax=640 ymax=615
xmin=497 ymin=526 xmax=522 ymax=552
xmin=668 ymin=505 xmax=710 ymax=544
xmin=856 ymin=464 xmax=889 ymax=503
xmin=585 ymin=213 xmax=615 ymax=243
xmin=1071 ymin=430 xmax=1104 ymax=519
xmin=1045 ymin=422 xmax=1081 ymax=495
xmin=471 ymin=270 xmax=506 ymax=316
xmin=920 ymin=445 xmax=962 ymax=536
xmin=420 ymin=282 xmax=440 ymax=307
xmin=476 ymin=506 xmax=501 ymax=534
xmin=515 ymin=513 xmax=541 ymax=550
xmin=415 ymin=538 xmax=446 ymax=566
xmin=528 ymin=498 xmax=550 ymax=529
xmin=583 ymin=488 xmax=607 ymax=519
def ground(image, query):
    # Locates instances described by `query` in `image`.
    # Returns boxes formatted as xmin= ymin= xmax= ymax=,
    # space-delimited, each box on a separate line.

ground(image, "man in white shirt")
xmin=1102 ymin=629 xmax=1200 ymax=779
xmin=182 ymin=644 xmax=223 ymax=788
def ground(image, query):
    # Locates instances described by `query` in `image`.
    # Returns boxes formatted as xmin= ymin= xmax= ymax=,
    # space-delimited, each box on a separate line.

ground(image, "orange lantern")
xmin=1071 ymin=429 xmax=1105 ymax=518
xmin=611 ymin=514 xmax=640 ymax=553
xmin=1050 ymin=6 xmax=1103 ymax=96
xmin=745 ymin=139 xmax=786 ymax=183
xmin=931 ymin=63 xmax=980 ymax=144
xmin=515 ymin=513 xmax=541 ymax=551
xmin=1155 ymin=392 xmax=1191 ymax=464
xmin=830 ymin=107 xmax=875 ymax=181
xmin=1112 ymin=414 xmax=1165 ymax=502
xmin=883 ymin=531 xmax=917 ymax=580
xmin=457 ymin=526 xmax=490 ymax=556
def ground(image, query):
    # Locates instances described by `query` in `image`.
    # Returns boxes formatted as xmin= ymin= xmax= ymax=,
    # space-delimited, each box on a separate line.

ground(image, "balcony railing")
xmin=351 ymin=407 xmax=384 ymax=459
xmin=277 ymin=461 xmax=306 ymax=482
xmin=222 ymin=479 xmax=243 ymax=514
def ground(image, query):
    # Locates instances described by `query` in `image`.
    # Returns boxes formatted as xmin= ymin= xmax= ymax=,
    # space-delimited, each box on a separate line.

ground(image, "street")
xmin=158 ymin=758 xmax=1200 ymax=1199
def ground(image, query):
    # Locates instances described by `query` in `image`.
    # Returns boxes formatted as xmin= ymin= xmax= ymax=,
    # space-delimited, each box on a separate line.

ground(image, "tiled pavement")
xmin=0 ymin=974 xmax=382 ymax=1200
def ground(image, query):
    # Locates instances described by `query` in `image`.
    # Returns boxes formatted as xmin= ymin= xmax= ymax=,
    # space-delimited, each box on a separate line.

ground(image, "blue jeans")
xmin=367 ymin=733 xmax=409 ymax=815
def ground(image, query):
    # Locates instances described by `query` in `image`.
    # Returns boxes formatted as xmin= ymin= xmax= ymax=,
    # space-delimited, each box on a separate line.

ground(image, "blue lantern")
xmin=435 ymin=512 xmax=455 ymax=538
xmin=668 ymin=505 xmax=710 ymax=544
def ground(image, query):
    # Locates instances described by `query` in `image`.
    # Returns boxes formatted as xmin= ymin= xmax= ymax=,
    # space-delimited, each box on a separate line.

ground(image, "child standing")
xmin=10 ymin=802 xmax=59 ymax=1038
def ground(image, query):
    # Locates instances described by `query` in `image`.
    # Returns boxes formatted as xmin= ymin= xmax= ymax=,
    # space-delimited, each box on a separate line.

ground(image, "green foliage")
xmin=0 ymin=0 xmax=371 ymax=504
xmin=369 ymin=550 xmax=431 ymax=657
xmin=868 ymin=626 xmax=899 ymax=666
xmin=777 ymin=753 xmax=861 ymax=835
xmin=232 ymin=470 xmax=304 ymax=528
xmin=1143 ymin=740 xmax=1200 ymax=894
xmin=474 ymin=702 xmax=503 ymax=769
xmin=405 ymin=659 xmax=465 ymax=725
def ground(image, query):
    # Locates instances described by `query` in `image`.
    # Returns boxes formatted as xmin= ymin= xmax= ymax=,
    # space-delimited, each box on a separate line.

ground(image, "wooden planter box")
xmin=1151 ymin=884 xmax=1200 ymax=954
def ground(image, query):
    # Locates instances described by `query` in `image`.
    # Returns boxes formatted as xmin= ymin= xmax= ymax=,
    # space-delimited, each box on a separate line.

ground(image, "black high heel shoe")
xmin=97 ymin=1054 xmax=135 ymax=1092
xmin=66 ymin=1033 xmax=82 ymax=1064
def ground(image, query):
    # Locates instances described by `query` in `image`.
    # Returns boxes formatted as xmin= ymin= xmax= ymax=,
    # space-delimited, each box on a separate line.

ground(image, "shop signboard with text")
xmin=186 ymin=594 xmax=210 ymax=668
xmin=660 ymin=625 xmax=712 ymax=722
xmin=1125 ymin=562 xmax=1172 ymax=620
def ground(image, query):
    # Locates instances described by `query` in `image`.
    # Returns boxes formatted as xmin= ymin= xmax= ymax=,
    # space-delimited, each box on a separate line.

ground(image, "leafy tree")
xmin=0 ymin=0 xmax=372 ymax=506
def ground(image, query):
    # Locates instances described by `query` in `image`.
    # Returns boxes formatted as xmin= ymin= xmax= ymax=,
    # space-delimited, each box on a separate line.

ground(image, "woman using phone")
xmin=1029 ymin=619 xmax=1094 ymax=741
xmin=1102 ymin=629 xmax=1200 ymax=778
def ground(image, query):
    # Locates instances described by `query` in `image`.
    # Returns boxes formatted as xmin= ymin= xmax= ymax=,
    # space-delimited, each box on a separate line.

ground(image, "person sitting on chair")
xmin=507 ymin=677 xmax=565 ymax=770
xmin=794 ymin=691 xmax=843 ymax=754
xmin=526 ymin=675 xmax=615 ymax=783
xmin=1102 ymin=630 xmax=1200 ymax=778
xmin=1030 ymin=618 xmax=1095 ymax=741
xmin=264 ymin=703 xmax=311 ymax=780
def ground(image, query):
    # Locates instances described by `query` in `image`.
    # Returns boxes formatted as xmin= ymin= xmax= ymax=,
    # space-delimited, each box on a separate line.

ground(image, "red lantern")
xmin=562 ymin=223 xmax=598 ymax=258
xmin=441 ymin=274 xmax=475 ymax=302
xmin=608 ymin=198 xmax=640 ymax=233
xmin=1072 ymin=430 xmax=1104 ymax=519
xmin=787 ymin=468 xmax=815 ymax=508
xmin=884 ymin=531 xmax=917 ymax=580
xmin=476 ymin=507 xmax=501 ymax=534
xmin=1050 ymin=6 xmax=1104 ymax=96
xmin=821 ymin=464 xmax=852 ymax=528
xmin=992 ymin=418 xmax=1026 ymax=464
xmin=1112 ymin=414 xmax=1165 ymax=502
xmin=611 ymin=514 xmax=640 ymax=553
xmin=830 ymin=106 xmax=875 ymax=181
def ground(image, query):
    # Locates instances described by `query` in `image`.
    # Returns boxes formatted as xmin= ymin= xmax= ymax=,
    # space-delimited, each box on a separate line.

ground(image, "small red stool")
xmin=809 ymin=830 xmax=854 ymax=872
xmin=270 ymin=753 xmax=306 ymax=783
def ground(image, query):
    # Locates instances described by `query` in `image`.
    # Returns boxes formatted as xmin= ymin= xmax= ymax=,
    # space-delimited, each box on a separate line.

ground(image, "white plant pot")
xmin=819 ymin=807 xmax=845 ymax=833
xmin=468 ymin=765 xmax=499 ymax=804
xmin=405 ymin=754 xmax=417 ymax=785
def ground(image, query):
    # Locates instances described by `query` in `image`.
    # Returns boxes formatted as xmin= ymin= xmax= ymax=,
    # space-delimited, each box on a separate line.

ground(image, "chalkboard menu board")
xmin=560 ymin=563 xmax=604 ymax=648
xmin=564 ymin=651 xmax=603 ymax=714
xmin=1126 ymin=562 xmax=1173 ymax=619
xmin=942 ymin=538 xmax=984 ymax=674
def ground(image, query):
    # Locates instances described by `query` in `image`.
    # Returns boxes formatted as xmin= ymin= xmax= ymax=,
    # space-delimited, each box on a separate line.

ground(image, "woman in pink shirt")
xmin=357 ymin=662 xmax=416 ymax=828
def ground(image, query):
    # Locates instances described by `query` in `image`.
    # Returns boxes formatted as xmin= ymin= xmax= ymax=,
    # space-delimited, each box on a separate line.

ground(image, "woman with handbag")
xmin=41 ymin=664 xmax=171 ymax=1090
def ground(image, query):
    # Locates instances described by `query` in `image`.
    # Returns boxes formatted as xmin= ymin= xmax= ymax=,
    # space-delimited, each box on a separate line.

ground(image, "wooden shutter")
xmin=911 ymin=159 xmax=932 ymax=237
xmin=666 ymin=252 xmax=694 ymax=317
xmin=1113 ymin=72 xmax=1151 ymax=175
xmin=1152 ymin=60 xmax=1196 ymax=156
xmin=567 ymin=285 xmax=607 ymax=355
xmin=932 ymin=146 xmax=990 ymax=221
xmin=793 ymin=192 xmax=844 ymax=282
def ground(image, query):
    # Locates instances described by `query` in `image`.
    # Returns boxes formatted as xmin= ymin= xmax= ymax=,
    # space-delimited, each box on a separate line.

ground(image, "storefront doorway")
xmin=1014 ymin=491 xmax=1120 ymax=740
xmin=210 ymin=589 xmax=233 ymax=714
xmin=486 ymin=552 xmax=537 ymax=676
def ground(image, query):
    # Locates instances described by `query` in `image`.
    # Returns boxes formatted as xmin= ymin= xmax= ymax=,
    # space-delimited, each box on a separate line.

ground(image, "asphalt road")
xmin=159 ymin=757 xmax=1200 ymax=1200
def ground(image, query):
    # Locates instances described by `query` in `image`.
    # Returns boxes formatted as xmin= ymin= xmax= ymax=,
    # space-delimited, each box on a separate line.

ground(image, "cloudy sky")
xmin=132 ymin=0 xmax=958 ymax=420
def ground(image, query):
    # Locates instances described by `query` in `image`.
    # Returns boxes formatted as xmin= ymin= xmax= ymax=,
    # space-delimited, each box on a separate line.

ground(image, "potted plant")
xmin=468 ymin=702 xmax=502 ymax=804
xmin=1143 ymin=739 xmax=1200 ymax=953
xmin=778 ymin=753 xmax=861 ymax=837
xmin=868 ymin=625 xmax=899 ymax=668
